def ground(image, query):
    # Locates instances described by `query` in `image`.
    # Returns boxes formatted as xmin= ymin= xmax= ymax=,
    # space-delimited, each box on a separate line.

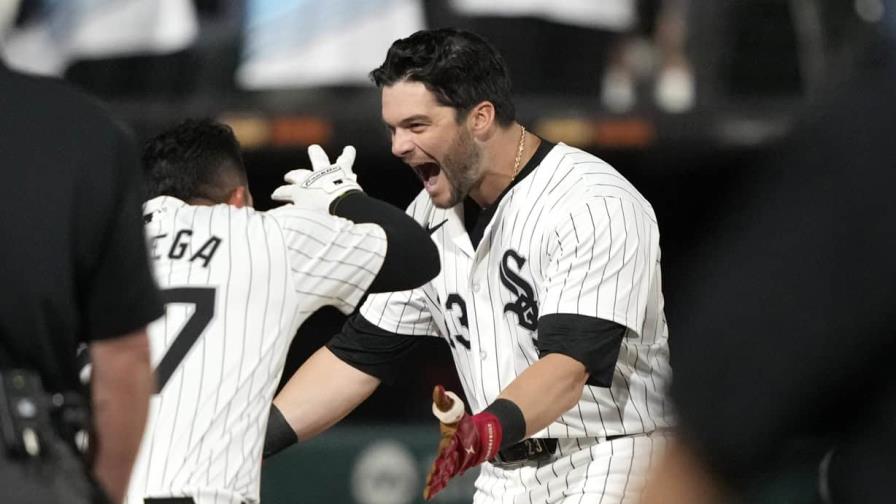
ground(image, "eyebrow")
xmin=396 ymin=115 xmax=431 ymax=127
xmin=382 ymin=114 xmax=431 ymax=131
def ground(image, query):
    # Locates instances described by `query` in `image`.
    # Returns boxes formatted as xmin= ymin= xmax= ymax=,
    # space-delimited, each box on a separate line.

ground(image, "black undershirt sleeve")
xmin=536 ymin=314 xmax=626 ymax=387
xmin=331 ymin=191 xmax=439 ymax=293
xmin=326 ymin=313 xmax=420 ymax=385
xmin=263 ymin=404 xmax=297 ymax=459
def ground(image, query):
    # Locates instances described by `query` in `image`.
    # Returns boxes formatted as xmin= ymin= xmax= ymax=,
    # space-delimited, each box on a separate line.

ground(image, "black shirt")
xmin=0 ymin=63 xmax=163 ymax=393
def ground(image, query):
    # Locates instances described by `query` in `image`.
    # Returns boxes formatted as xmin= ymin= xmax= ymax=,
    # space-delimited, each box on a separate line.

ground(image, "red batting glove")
xmin=423 ymin=386 xmax=503 ymax=500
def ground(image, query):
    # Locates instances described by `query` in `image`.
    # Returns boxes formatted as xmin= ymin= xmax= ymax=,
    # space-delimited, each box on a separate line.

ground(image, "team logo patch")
xmin=499 ymin=249 xmax=538 ymax=330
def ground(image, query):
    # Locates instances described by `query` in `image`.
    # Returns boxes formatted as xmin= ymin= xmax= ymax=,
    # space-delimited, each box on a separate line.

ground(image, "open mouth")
xmin=413 ymin=162 xmax=441 ymax=188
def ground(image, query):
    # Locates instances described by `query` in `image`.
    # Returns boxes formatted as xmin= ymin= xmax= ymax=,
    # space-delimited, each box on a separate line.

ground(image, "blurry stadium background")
xmin=3 ymin=1 xmax=886 ymax=502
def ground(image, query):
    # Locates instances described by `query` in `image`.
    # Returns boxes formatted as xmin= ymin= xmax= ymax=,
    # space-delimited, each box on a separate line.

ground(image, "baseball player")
xmin=124 ymin=119 xmax=438 ymax=504
xmin=265 ymin=28 xmax=673 ymax=503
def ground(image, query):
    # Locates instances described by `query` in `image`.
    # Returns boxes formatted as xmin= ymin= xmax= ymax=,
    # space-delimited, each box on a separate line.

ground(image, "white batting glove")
xmin=271 ymin=145 xmax=362 ymax=214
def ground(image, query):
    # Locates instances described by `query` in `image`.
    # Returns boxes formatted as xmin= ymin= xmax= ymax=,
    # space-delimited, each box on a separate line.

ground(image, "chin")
xmin=430 ymin=195 xmax=455 ymax=209
xmin=426 ymin=175 xmax=467 ymax=208
xmin=429 ymin=189 xmax=462 ymax=209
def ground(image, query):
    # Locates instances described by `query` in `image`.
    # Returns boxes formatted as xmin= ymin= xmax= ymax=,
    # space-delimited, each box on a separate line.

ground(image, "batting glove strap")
xmin=469 ymin=412 xmax=503 ymax=463
xmin=295 ymin=165 xmax=357 ymax=193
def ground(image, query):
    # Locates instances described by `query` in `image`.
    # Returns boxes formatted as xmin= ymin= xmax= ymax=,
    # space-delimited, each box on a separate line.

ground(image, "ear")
xmin=227 ymin=186 xmax=254 ymax=208
xmin=467 ymin=101 xmax=496 ymax=140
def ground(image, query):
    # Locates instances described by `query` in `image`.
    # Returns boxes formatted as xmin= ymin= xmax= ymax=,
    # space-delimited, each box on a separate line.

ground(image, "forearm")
xmin=273 ymin=347 xmax=380 ymax=441
xmin=90 ymin=329 xmax=153 ymax=503
xmin=498 ymin=353 xmax=589 ymax=437
xmin=331 ymin=192 xmax=439 ymax=292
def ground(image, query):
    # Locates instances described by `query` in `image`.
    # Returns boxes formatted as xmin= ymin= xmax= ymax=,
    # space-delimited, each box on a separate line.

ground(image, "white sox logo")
xmin=499 ymin=250 xmax=538 ymax=330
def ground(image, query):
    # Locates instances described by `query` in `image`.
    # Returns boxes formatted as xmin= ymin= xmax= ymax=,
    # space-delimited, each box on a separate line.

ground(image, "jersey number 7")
xmin=155 ymin=287 xmax=216 ymax=393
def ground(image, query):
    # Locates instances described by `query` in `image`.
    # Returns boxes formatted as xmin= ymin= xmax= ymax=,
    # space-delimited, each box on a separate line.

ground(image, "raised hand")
xmin=271 ymin=145 xmax=362 ymax=213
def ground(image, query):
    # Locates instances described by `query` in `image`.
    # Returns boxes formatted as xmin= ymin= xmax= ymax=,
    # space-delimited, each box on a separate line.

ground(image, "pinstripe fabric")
xmin=473 ymin=432 xmax=670 ymax=504
xmin=126 ymin=197 xmax=386 ymax=504
xmin=358 ymin=143 xmax=673 ymax=499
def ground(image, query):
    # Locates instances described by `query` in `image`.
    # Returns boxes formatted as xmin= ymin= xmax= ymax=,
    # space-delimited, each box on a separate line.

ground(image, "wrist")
xmin=481 ymin=398 xmax=526 ymax=450
xmin=469 ymin=412 xmax=502 ymax=463
xmin=328 ymin=189 xmax=363 ymax=214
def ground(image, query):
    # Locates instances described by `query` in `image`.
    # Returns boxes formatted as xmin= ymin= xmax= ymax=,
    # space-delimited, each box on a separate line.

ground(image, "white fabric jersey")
xmin=359 ymin=143 xmax=673 ymax=441
xmin=126 ymin=196 xmax=386 ymax=504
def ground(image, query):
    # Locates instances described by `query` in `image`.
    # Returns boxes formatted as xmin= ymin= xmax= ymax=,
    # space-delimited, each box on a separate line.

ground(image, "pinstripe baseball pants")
xmin=474 ymin=431 xmax=671 ymax=504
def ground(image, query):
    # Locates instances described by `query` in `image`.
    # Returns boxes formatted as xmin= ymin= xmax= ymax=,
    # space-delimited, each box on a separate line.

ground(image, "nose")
xmin=391 ymin=129 xmax=414 ymax=159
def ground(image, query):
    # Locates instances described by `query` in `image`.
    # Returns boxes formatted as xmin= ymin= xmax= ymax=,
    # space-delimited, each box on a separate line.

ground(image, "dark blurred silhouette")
xmin=0 ymin=2 xmax=161 ymax=499
xmin=643 ymin=8 xmax=896 ymax=504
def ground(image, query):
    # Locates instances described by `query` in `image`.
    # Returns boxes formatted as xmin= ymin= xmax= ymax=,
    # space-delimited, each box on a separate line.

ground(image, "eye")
xmin=409 ymin=123 xmax=427 ymax=133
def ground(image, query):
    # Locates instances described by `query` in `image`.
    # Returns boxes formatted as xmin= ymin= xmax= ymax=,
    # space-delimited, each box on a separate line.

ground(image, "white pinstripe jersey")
xmin=126 ymin=196 xmax=387 ymax=504
xmin=359 ymin=143 xmax=673 ymax=440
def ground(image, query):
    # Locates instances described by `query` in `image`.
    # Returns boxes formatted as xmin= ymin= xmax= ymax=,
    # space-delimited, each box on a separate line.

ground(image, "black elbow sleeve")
xmin=331 ymin=192 xmax=439 ymax=292
xmin=263 ymin=404 xmax=298 ymax=459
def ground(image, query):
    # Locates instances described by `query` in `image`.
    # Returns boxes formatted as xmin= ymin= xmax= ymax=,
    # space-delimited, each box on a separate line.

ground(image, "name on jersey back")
xmin=149 ymin=229 xmax=222 ymax=267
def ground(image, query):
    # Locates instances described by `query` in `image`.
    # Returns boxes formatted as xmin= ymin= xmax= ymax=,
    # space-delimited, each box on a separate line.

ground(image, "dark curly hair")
xmin=370 ymin=28 xmax=516 ymax=125
xmin=142 ymin=119 xmax=246 ymax=202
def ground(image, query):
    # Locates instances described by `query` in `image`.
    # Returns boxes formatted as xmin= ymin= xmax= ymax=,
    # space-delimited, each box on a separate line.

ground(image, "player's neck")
xmin=188 ymin=196 xmax=220 ymax=207
xmin=470 ymin=123 xmax=539 ymax=208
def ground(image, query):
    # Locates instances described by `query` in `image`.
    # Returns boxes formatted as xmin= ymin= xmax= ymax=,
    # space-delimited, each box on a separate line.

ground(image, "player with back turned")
xmin=266 ymin=28 xmax=674 ymax=503
xmin=124 ymin=119 xmax=438 ymax=504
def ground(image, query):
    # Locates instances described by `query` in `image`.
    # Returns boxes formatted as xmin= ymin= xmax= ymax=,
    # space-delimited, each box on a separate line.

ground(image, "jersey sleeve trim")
xmin=537 ymin=313 xmax=625 ymax=387
xmin=326 ymin=314 xmax=420 ymax=385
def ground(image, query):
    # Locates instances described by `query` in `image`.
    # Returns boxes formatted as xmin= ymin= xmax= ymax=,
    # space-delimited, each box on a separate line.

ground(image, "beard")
xmin=437 ymin=127 xmax=481 ymax=208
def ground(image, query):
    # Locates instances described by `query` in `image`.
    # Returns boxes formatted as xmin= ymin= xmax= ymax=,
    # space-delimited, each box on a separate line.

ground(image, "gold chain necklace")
xmin=510 ymin=125 xmax=527 ymax=183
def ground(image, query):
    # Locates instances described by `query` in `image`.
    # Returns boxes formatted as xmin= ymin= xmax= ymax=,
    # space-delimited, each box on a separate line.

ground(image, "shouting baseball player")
xmin=266 ymin=29 xmax=673 ymax=503
xmin=124 ymin=119 xmax=438 ymax=504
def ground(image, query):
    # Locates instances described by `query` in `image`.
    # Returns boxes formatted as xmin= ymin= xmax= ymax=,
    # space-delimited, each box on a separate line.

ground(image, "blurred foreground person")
xmin=0 ymin=2 xmax=161 ymax=503
xmin=643 ymin=12 xmax=896 ymax=504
